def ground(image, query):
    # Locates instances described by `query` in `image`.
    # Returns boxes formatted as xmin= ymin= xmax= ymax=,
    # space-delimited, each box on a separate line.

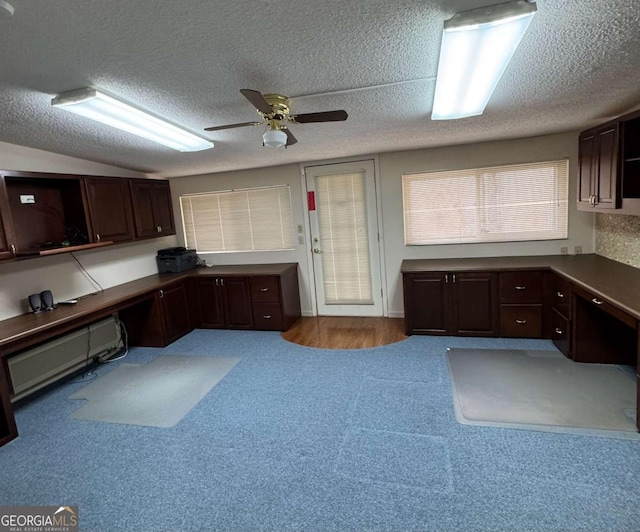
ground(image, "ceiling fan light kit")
xmin=205 ymin=89 xmax=348 ymax=148
xmin=52 ymin=88 xmax=214 ymax=152
xmin=431 ymin=0 xmax=537 ymax=120
xmin=263 ymin=127 xmax=288 ymax=149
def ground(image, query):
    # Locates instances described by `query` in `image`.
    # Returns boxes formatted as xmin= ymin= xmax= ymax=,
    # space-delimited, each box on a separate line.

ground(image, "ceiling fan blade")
xmin=283 ymin=128 xmax=297 ymax=146
xmin=289 ymin=110 xmax=348 ymax=123
xmin=240 ymin=89 xmax=273 ymax=114
xmin=204 ymin=121 xmax=262 ymax=132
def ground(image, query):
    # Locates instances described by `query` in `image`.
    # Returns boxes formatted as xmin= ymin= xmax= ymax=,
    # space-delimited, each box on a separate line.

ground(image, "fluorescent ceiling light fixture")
xmin=431 ymin=0 xmax=537 ymax=120
xmin=51 ymin=88 xmax=213 ymax=151
xmin=263 ymin=127 xmax=287 ymax=148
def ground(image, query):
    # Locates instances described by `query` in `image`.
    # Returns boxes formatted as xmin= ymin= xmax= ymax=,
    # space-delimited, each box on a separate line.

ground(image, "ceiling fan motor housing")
xmin=260 ymin=94 xmax=291 ymax=121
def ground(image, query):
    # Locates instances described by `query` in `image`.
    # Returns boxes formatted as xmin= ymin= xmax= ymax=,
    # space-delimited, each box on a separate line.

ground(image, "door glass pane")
xmin=315 ymin=171 xmax=373 ymax=305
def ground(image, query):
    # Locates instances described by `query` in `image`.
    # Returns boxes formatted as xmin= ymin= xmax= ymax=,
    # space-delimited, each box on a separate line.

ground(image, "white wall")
xmin=169 ymin=131 xmax=594 ymax=318
xmin=0 ymin=141 xmax=177 ymax=321
xmin=379 ymin=132 xmax=594 ymax=316
xmin=0 ymin=131 xmax=594 ymax=322
xmin=168 ymin=164 xmax=313 ymax=312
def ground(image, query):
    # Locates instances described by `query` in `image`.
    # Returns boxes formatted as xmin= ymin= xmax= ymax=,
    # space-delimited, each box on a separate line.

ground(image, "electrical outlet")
xmin=574 ymin=245 xmax=582 ymax=255
xmin=560 ymin=246 xmax=568 ymax=255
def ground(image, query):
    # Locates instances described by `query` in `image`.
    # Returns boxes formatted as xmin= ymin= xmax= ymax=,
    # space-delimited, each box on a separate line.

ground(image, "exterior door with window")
xmin=305 ymin=161 xmax=383 ymax=316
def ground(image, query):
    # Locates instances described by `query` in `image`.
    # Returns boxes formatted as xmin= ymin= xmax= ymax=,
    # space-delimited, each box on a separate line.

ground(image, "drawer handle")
xmin=556 ymin=291 xmax=564 ymax=298
xmin=260 ymin=288 xmax=269 ymax=292
xmin=514 ymin=286 xmax=526 ymax=290
xmin=591 ymin=298 xmax=603 ymax=305
xmin=263 ymin=315 xmax=272 ymax=319
xmin=515 ymin=319 xmax=527 ymax=324
xmin=554 ymin=328 xmax=563 ymax=335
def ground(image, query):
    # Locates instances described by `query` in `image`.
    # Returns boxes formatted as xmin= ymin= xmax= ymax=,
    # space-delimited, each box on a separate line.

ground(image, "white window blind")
xmin=403 ymin=160 xmax=569 ymax=245
xmin=315 ymin=171 xmax=373 ymax=304
xmin=180 ymin=185 xmax=294 ymax=252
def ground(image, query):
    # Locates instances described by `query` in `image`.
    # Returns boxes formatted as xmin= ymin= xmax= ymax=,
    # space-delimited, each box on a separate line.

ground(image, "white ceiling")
xmin=0 ymin=0 xmax=639 ymax=178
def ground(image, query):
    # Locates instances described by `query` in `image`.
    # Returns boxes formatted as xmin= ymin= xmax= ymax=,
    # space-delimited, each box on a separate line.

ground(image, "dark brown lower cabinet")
xmin=119 ymin=280 xmax=192 ymax=347
xmin=403 ymin=271 xmax=498 ymax=336
xmin=190 ymin=277 xmax=253 ymax=330
xmin=0 ymin=361 xmax=18 ymax=447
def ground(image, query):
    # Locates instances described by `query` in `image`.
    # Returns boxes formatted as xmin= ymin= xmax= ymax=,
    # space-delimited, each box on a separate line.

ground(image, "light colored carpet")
xmin=446 ymin=348 xmax=639 ymax=439
xmin=70 ymin=355 xmax=239 ymax=427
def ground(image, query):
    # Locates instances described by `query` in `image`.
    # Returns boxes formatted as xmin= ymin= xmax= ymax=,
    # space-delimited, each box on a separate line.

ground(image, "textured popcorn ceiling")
xmin=0 ymin=0 xmax=639 ymax=177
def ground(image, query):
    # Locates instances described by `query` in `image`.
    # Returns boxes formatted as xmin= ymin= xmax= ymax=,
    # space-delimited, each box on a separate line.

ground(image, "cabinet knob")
xmin=9 ymin=244 xmax=16 ymax=254
xmin=263 ymin=315 xmax=272 ymax=319
xmin=260 ymin=288 xmax=269 ymax=292
xmin=556 ymin=291 xmax=564 ymax=298
xmin=515 ymin=319 xmax=527 ymax=324
xmin=220 ymin=278 xmax=224 ymax=286
xmin=515 ymin=286 xmax=526 ymax=290
xmin=157 ymin=226 xmax=162 ymax=232
xmin=96 ymin=233 xmax=101 ymax=242
xmin=554 ymin=328 xmax=563 ymax=335
xmin=591 ymin=298 xmax=603 ymax=305
xmin=215 ymin=278 xmax=219 ymax=286
xmin=159 ymin=289 xmax=164 ymax=298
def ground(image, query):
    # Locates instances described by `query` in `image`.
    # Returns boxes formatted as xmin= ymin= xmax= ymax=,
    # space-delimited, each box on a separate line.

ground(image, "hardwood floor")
xmin=282 ymin=316 xmax=407 ymax=349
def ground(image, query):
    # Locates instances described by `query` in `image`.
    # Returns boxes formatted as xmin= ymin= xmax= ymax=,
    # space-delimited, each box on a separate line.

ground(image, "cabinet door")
xmin=84 ymin=177 xmax=135 ymax=242
xmin=594 ymin=125 xmax=620 ymax=208
xmin=130 ymin=180 xmax=176 ymax=239
xmin=402 ymin=273 xmax=449 ymax=335
xmin=160 ymin=282 xmax=192 ymax=344
xmin=0 ymin=220 xmax=9 ymax=260
xmin=130 ymin=180 xmax=159 ymax=238
xmin=452 ymin=272 xmax=498 ymax=337
xmin=0 ymin=178 xmax=17 ymax=259
xmin=151 ymin=181 xmax=175 ymax=237
xmin=578 ymin=131 xmax=596 ymax=206
xmin=221 ymin=277 xmax=253 ymax=329
xmin=194 ymin=278 xmax=226 ymax=328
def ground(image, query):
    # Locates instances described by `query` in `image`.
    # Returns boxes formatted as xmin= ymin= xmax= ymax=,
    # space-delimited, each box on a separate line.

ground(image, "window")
xmin=180 ymin=185 xmax=294 ymax=252
xmin=402 ymin=160 xmax=569 ymax=245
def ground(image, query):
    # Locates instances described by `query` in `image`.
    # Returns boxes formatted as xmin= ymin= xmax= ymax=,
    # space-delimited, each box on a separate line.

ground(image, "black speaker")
xmin=40 ymin=290 xmax=54 ymax=311
xmin=28 ymin=293 xmax=42 ymax=314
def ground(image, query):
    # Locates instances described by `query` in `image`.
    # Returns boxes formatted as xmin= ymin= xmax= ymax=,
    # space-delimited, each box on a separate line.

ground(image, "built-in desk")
xmin=0 ymin=263 xmax=301 ymax=447
xmin=402 ymin=254 xmax=640 ymax=431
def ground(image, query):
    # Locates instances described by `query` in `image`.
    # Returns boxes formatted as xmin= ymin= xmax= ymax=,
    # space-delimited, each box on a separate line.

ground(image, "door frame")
xmin=299 ymin=155 xmax=388 ymax=317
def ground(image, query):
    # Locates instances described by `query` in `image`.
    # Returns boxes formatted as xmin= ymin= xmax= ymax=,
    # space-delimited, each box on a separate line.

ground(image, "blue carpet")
xmin=1 ymin=330 xmax=640 ymax=531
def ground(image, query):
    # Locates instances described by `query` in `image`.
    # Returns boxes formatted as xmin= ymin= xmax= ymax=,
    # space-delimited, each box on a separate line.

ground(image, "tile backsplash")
xmin=595 ymin=213 xmax=640 ymax=268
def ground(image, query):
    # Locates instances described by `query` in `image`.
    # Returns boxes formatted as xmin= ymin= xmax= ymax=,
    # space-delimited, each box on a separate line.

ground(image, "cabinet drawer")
xmin=499 ymin=271 xmax=542 ymax=304
xmin=572 ymin=285 xmax=636 ymax=329
xmin=551 ymin=309 xmax=570 ymax=358
xmin=552 ymin=275 xmax=571 ymax=319
xmin=252 ymin=303 xmax=283 ymax=330
xmin=250 ymin=277 xmax=281 ymax=303
xmin=500 ymin=305 xmax=543 ymax=338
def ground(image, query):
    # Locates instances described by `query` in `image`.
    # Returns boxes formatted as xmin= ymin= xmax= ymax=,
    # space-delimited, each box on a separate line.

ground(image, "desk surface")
xmin=402 ymin=254 xmax=640 ymax=321
xmin=0 ymin=263 xmax=298 ymax=354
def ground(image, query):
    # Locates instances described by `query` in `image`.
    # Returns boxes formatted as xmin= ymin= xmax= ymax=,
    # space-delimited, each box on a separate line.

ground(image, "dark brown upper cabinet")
xmin=130 ymin=179 xmax=176 ymax=239
xmin=0 ymin=211 xmax=13 ymax=260
xmin=0 ymin=171 xmax=91 ymax=256
xmin=577 ymin=124 xmax=620 ymax=211
xmin=84 ymin=177 xmax=135 ymax=243
xmin=0 ymin=171 xmax=177 ymax=262
xmin=577 ymin=108 xmax=640 ymax=215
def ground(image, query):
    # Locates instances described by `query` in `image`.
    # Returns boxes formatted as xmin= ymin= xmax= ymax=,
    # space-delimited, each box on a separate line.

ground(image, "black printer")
xmin=156 ymin=247 xmax=198 ymax=273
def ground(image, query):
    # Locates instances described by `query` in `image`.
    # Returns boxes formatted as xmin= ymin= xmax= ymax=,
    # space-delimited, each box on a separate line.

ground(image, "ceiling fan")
xmin=204 ymin=89 xmax=348 ymax=148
